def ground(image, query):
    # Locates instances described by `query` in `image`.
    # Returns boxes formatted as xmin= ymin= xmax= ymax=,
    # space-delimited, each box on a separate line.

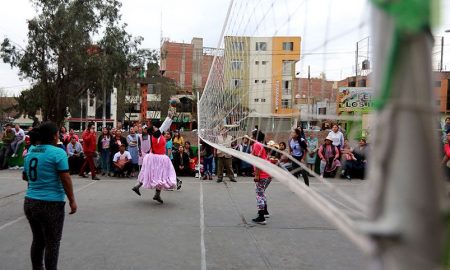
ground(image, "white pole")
xmin=361 ymin=4 xmax=445 ymax=270
xmin=197 ymin=90 xmax=201 ymax=179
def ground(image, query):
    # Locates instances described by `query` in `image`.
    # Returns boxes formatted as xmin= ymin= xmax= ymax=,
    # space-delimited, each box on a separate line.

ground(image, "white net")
xmin=198 ymin=0 xmax=374 ymax=253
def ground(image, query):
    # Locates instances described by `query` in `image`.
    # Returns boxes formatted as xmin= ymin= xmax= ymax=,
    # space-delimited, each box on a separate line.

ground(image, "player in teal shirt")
xmin=24 ymin=144 xmax=69 ymax=201
xmin=23 ymin=122 xmax=77 ymax=270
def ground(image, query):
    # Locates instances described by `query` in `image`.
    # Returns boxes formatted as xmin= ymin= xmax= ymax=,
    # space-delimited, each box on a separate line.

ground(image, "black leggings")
xmin=24 ymin=197 xmax=65 ymax=270
xmin=291 ymin=156 xmax=309 ymax=186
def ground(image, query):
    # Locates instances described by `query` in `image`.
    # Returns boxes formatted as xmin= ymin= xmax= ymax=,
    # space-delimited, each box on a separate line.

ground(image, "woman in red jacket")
xmin=79 ymin=124 xmax=100 ymax=180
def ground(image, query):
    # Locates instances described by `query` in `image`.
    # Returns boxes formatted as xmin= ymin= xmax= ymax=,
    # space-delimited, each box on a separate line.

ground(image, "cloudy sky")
xmin=0 ymin=0 xmax=449 ymax=96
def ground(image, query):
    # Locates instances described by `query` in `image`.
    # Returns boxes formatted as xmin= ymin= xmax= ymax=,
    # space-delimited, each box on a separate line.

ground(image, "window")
xmin=318 ymin=108 xmax=327 ymax=115
xmin=255 ymin=42 xmax=267 ymax=51
xmin=254 ymin=98 xmax=260 ymax=102
xmin=262 ymin=80 xmax=267 ymax=84
xmin=232 ymin=41 xmax=244 ymax=51
xmin=231 ymin=60 xmax=242 ymax=70
xmin=282 ymin=60 xmax=294 ymax=75
xmin=231 ymin=78 xmax=242 ymax=88
xmin=255 ymin=61 xmax=259 ymax=65
xmin=261 ymin=98 xmax=266 ymax=102
xmin=254 ymin=80 xmax=259 ymax=83
xmin=282 ymin=42 xmax=294 ymax=51
xmin=281 ymin=99 xmax=291 ymax=108
xmin=282 ymin=80 xmax=292 ymax=95
xmin=262 ymin=61 xmax=267 ymax=65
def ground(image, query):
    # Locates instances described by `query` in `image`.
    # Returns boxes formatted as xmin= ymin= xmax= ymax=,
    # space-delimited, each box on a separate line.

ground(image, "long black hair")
xmin=28 ymin=121 xmax=58 ymax=145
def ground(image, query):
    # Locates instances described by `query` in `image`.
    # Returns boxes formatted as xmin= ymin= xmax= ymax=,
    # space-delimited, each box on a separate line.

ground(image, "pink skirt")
xmin=138 ymin=153 xmax=177 ymax=190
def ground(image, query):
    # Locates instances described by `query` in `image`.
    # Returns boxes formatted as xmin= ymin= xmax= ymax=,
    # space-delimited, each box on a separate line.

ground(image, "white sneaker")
xmin=11 ymin=154 xmax=16 ymax=158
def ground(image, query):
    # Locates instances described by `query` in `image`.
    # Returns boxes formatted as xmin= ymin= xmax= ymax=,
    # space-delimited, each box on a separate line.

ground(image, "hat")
xmin=267 ymin=140 xmax=279 ymax=149
xmin=325 ymin=135 xmax=333 ymax=142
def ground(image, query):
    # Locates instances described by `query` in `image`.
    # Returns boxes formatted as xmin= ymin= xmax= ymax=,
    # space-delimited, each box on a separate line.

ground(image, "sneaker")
xmin=252 ymin=215 xmax=266 ymax=225
xmin=79 ymin=174 xmax=87 ymax=178
xmin=346 ymin=175 xmax=351 ymax=181
xmin=216 ymin=178 xmax=223 ymax=183
xmin=202 ymin=175 xmax=208 ymax=180
xmin=177 ymin=179 xmax=183 ymax=190
xmin=132 ymin=186 xmax=141 ymax=196
xmin=92 ymin=177 xmax=100 ymax=180
xmin=153 ymin=194 xmax=163 ymax=203
xmin=11 ymin=154 xmax=16 ymax=158
xmin=229 ymin=178 xmax=237 ymax=182
xmin=208 ymin=175 xmax=213 ymax=180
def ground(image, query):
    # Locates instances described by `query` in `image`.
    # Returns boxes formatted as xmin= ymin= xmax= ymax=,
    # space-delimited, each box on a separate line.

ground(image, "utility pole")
xmin=355 ymin=41 xmax=359 ymax=86
xmin=307 ymin=65 xmax=311 ymax=127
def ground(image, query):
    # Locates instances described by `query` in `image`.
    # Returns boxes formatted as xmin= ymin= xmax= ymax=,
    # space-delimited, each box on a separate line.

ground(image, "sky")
xmin=0 ymin=0 xmax=449 ymax=96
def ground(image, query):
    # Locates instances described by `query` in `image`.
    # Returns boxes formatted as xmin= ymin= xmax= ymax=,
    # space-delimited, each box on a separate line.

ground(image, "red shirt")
xmin=82 ymin=131 xmax=97 ymax=153
xmin=152 ymin=136 xmax=166 ymax=155
xmin=251 ymin=142 xmax=271 ymax=179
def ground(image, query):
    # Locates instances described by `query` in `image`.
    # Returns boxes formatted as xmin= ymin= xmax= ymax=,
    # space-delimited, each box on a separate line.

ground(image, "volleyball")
xmin=169 ymin=98 xmax=178 ymax=107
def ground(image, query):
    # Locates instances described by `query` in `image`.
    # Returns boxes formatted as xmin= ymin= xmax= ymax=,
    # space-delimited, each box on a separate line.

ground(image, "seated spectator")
xmin=113 ymin=144 xmax=133 ymax=177
xmin=340 ymin=139 xmax=356 ymax=180
xmin=172 ymin=130 xmax=185 ymax=152
xmin=0 ymin=123 xmax=15 ymax=169
xmin=345 ymin=138 xmax=368 ymax=179
xmin=277 ymin=142 xmax=292 ymax=171
xmin=173 ymin=145 xmax=193 ymax=176
xmin=67 ymin=136 xmax=84 ymax=175
xmin=184 ymin=141 xmax=195 ymax=158
xmin=11 ymin=124 xmax=25 ymax=158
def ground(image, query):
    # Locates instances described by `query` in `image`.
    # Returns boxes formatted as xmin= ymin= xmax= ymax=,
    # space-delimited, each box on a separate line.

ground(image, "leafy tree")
xmin=1 ymin=0 xmax=143 ymax=126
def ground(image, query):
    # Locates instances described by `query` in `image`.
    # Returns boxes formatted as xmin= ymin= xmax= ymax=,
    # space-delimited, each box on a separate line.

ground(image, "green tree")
xmin=1 ymin=0 xmax=143 ymax=126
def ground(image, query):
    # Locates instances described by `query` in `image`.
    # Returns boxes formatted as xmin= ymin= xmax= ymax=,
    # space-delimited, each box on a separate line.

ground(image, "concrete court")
xmin=0 ymin=170 xmax=368 ymax=270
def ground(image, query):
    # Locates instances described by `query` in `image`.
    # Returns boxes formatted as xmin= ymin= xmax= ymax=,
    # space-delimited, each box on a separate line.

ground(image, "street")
xmin=0 ymin=170 xmax=367 ymax=270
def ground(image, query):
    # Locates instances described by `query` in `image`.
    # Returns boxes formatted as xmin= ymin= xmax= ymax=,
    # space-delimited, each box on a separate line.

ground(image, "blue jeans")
xmin=203 ymin=155 xmax=213 ymax=176
xmin=101 ymin=149 xmax=111 ymax=173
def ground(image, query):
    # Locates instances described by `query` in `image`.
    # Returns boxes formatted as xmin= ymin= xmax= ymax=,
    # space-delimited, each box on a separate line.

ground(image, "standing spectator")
xmin=0 ymin=123 xmax=15 ymax=169
xmin=237 ymin=135 xmax=252 ymax=176
xmin=200 ymin=140 xmax=214 ymax=180
xmin=79 ymin=123 xmax=100 ymax=180
xmin=164 ymin=131 xmax=173 ymax=160
xmin=442 ymin=131 xmax=450 ymax=180
xmin=250 ymin=129 xmax=271 ymax=225
xmin=127 ymin=127 xmax=141 ymax=176
xmin=288 ymin=128 xmax=310 ymax=186
xmin=444 ymin=117 xmax=450 ymax=134
xmin=172 ymin=130 xmax=185 ymax=151
xmin=306 ymin=134 xmax=319 ymax=173
xmin=23 ymin=121 xmax=77 ymax=270
xmin=139 ymin=127 xmax=152 ymax=167
xmin=60 ymin=126 xmax=71 ymax=146
xmin=327 ymin=123 xmax=345 ymax=151
xmin=318 ymin=135 xmax=341 ymax=177
xmin=113 ymin=144 xmax=133 ymax=177
xmin=216 ymin=129 xmax=236 ymax=183
xmin=68 ymin=128 xmax=79 ymax=142
xmin=97 ymin=127 xmax=111 ymax=176
xmin=67 ymin=136 xmax=84 ymax=175
xmin=11 ymin=124 xmax=26 ymax=158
